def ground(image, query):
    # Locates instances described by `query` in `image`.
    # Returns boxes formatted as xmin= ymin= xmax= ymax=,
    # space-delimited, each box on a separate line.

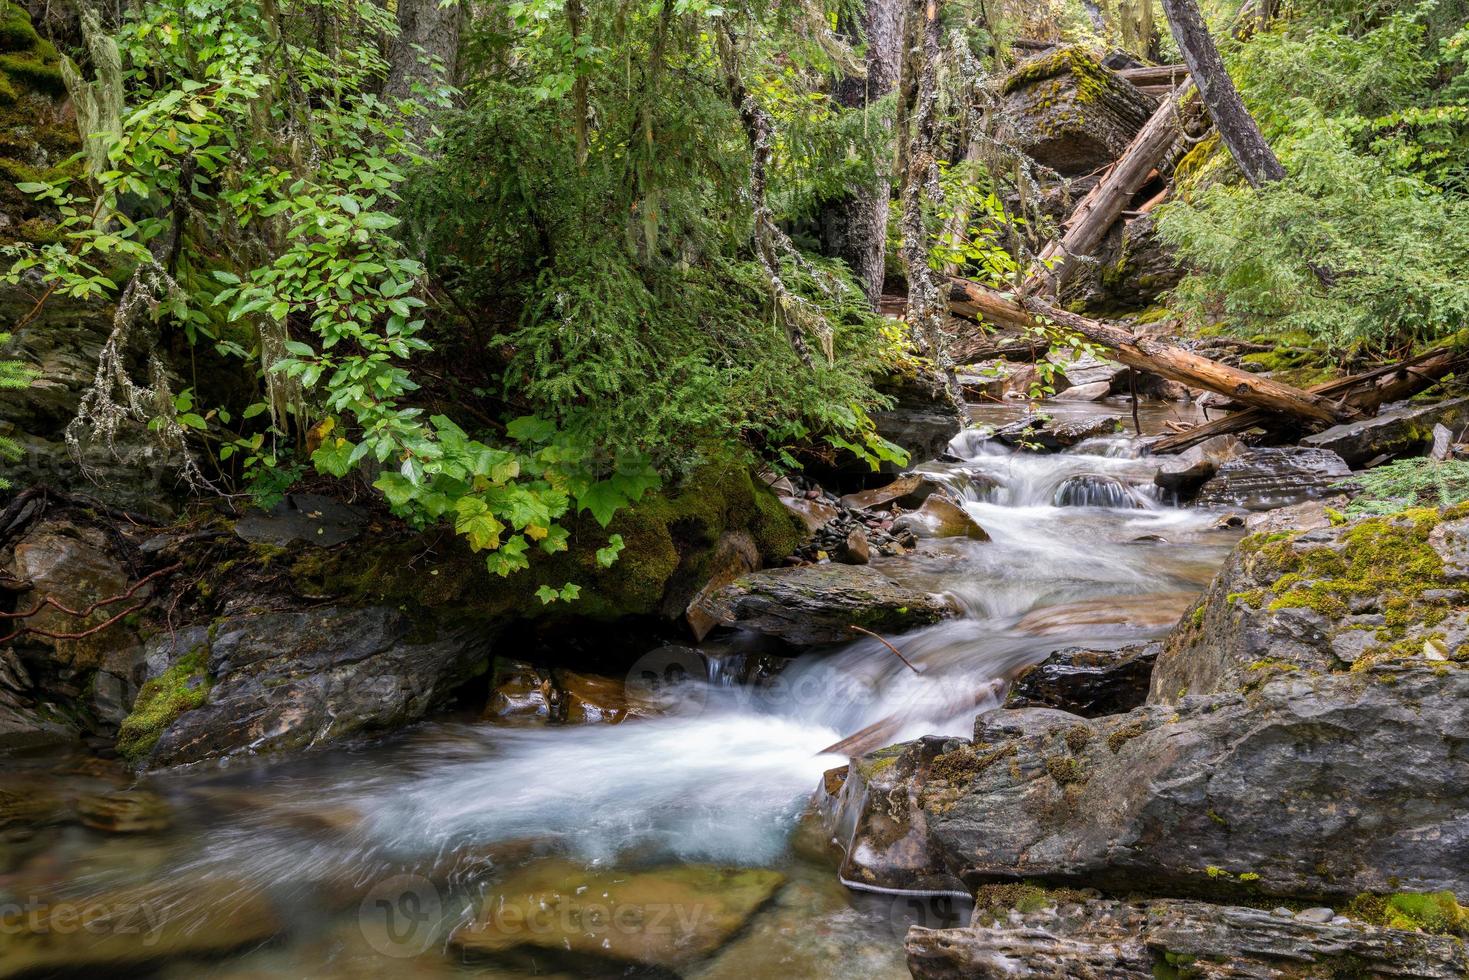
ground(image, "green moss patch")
xmin=116 ymin=649 xmax=213 ymax=763
xmin=1346 ymin=891 xmax=1469 ymax=935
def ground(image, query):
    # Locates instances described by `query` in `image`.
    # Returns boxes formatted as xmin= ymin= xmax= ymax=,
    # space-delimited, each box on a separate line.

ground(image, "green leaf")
xmin=595 ymin=533 xmax=624 ymax=567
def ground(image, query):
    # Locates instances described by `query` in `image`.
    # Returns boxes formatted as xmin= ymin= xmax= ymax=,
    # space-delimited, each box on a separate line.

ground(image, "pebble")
xmin=1294 ymin=907 xmax=1335 ymax=923
xmin=1271 ymin=907 xmax=1294 ymax=918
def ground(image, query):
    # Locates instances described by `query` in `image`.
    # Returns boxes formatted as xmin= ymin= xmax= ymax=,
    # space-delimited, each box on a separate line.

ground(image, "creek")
xmin=0 ymin=401 xmax=1243 ymax=978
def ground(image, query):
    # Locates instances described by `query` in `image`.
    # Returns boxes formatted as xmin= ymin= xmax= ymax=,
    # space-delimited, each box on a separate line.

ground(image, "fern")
xmin=1339 ymin=458 xmax=1469 ymax=515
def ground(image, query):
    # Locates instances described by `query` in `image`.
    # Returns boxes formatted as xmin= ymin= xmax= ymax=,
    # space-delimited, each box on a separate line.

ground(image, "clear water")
xmin=0 ymin=405 xmax=1242 ymax=978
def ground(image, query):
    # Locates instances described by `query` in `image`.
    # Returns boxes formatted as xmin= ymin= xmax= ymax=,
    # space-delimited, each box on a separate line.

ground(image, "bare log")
xmin=1026 ymin=81 xmax=1193 ymax=297
xmin=1151 ymin=347 xmax=1468 ymax=453
xmin=946 ymin=277 xmax=1361 ymax=425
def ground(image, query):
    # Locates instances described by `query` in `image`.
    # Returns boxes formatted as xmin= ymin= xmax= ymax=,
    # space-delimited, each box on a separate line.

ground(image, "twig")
xmin=848 ymin=624 xmax=921 ymax=674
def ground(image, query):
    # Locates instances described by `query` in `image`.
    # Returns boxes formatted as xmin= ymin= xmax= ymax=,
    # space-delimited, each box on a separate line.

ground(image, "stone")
xmin=690 ymin=563 xmax=958 ymax=646
xmin=0 ymin=875 xmax=284 ymax=977
xmin=869 ymin=371 xmax=964 ymax=472
xmin=1429 ymin=517 xmax=1469 ymax=583
xmin=838 ymin=666 xmax=1469 ymax=900
xmin=1013 ymin=594 xmax=1195 ymax=635
xmin=1151 ymin=435 xmax=1242 ymax=497
xmin=780 ymin=496 xmax=838 ymax=533
xmin=840 ymin=527 xmax=871 ymax=565
xmin=1000 ymin=46 xmax=1156 ymax=177
xmin=76 ymin=790 xmax=171 ymax=833
xmin=451 ymin=859 xmax=785 ymax=970
xmin=1295 ymin=906 xmax=1335 ymax=923
xmin=484 ymin=659 xmax=552 ymax=722
xmin=685 ymin=530 xmax=761 ymax=641
xmin=1051 ymin=380 xmax=1112 ymax=402
xmin=905 ymin=898 xmax=1469 ymax=979
xmin=956 ymin=360 xmax=1038 ymax=401
xmin=1242 ymin=494 xmax=1348 ymax=535
xmin=7 ymin=523 xmax=138 ymax=670
xmin=1302 ymin=396 xmax=1469 ymax=467
xmin=891 ymin=496 xmax=990 ymax=541
xmin=838 ymin=473 xmax=936 ymax=512
xmin=1050 ymin=352 xmax=1124 ymax=390
xmin=1192 ymin=446 xmax=1351 ymax=511
xmin=232 ymin=493 xmax=367 ymax=548
xmin=1064 ymin=212 xmax=1185 ymax=311
xmin=551 ymin=669 xmax=656 ymax=724
xmin=1006 ymin=642 xmax=1159 ymax=717
xmin=141 ymin=605 xmax=490 ymax=767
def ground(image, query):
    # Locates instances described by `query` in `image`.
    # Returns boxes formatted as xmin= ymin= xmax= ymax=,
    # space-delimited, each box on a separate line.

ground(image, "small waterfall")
xmin=1053 ymin=474 xmax=1141 ymax=509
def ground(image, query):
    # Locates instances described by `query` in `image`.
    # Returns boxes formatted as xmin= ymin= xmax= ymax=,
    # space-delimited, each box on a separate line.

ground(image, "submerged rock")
xmin=1006 ymin=642 xmax=1159 ymax=717
xmin=1013 ymin=593 xmax=1195 ymax=635
xmin=906 ymin=898 xmax=1469 ymax=979
xmin=838 ymin=666 xmax=1469 ymax=899
xmin=1302 ymin=395 xmax=1469 ymax=467
xmin=451 ymin=859 xmax=785 ymax=970
xmin=1192 ymin=446 xmax=1350 ymax=510
xmin=691 ymin=564 xmax=957 ymax=646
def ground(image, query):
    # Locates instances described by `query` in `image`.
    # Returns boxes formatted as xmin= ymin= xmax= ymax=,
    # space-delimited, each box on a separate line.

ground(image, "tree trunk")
xmin=817 ymin=0 xmax=901 ymax=307
xmin=1150 ymin=347 xmax=1468 ymax=453
xmin=1026 ymin=81 xmax=1193 ymax=297
xmin=947 ymin=277 xmax=1361 ymax=424
xmin=384 ymin=0 xmax=464 ymax=146
xmin=1159 ymin=0 xmax=1283 ymax=187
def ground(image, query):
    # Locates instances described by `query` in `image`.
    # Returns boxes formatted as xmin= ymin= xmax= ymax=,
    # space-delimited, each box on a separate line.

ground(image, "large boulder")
xmin=1302 ymin=396 xmax=1469 ymax=466
xmin=1063 ymin=213 xmax=1184 ymax=312
xmin=1151 ymin=505 xmax=1468 ymax=701
xmin=127 ymin=605 xmax=490 ymax=767
xmin=837 ymin=665 xmax=1469 ymax=900
xmin=1192 ymin=446 xmax=1350 ymax=510
xmin=870 ymin=371 xmax=964 ymax=471
xmin=906 ymin=898 xmax=1469 ymax=979
xmin=1000 ymin=46 xmax=1157 ymax=177
xmin=691 ymin=563 xmax=958 ymax=646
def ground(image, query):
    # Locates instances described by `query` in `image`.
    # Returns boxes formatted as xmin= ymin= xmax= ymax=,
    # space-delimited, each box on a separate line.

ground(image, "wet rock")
xmin=7 ymin=522 xmax=139 ymax=671
xmin=956 ymin=360 xmax=1037 ymax=401
xmin=1052 ymin=474 xmax=1138 ymax=508
xmin=0 ymin=875 xmax=284 ymax=976
xmin=551 ymin=668 xmax=657 ymax=724
xmin=1006 ymin=642 xmax=1159 ymax=717
xmin=906 ymin=898 xmax=1469 ymax=979
xmin=1000 ymin=46 xmax=1156 ymax=177
xmin=840 ymin=527 xmax=871 ymax=565
xmin=141 ymin=606 xmax=490 ymax=768
xmin=780 ymin=496 xmax=839 ymax=533
xmin=691 ymin=564 xmax=957 ymax=646
xmin=484 ymin=659 xmax=553 ymax=723
xmin=1302 ymin=396 xmax=1469 ymax=467
xmin=891 ymin=496 xmax=990 ymax=541
xmin=991 ymin=414 xmax=1122 ymax=452
xmin=685 ymin=530 xmax=761 ymax=640
xmin=839 ymin=666 xmax=1469 ymax=899
xmin=232 ymin=493 xmax=367 ymax=548
xmin=1050 ymin=352 xmax=1124 ymax=390
xmin=838 ymin=473 xmax=937 ymax=512
xmin=0 ymin=648 xmax=76 ymax=748
xmin=77 ymin=789 xmax=171 ymax=834
xmin=451 ymin=859 xmax=785 ymax=970
xmin=1192 ymin=446 xmax=1351 ymax=511
xmin=1242 ymin=494 xmax=1349 ymax=535
xmin=1150 ymin=435 xmax=1242 ymax=497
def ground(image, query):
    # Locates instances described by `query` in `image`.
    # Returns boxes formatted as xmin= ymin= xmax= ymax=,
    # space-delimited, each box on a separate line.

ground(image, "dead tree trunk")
xmin=818 ymin=0 xmax=902 ymax=307
xmin=1026 ymin=81 xmax=1193 ymax=297
xmin=898 ymin=0 xmax=961 ymax=405
xmin=947 ymin=277 xmax=1361 ymax=424
xmin=384 ymin=0 xmax=464 ymax=146
xmin=1159 ymin=0 xmax=1284 ymax=187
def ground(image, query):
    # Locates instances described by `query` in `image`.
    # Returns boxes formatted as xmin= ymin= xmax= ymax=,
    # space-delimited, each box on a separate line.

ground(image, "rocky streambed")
xmin=1 ymin=397 xmax=1465 ymax=978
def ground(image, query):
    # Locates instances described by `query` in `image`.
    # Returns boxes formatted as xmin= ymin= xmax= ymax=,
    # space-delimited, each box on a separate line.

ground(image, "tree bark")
xmin=384 ymin=0 xmax=464 ymax=146
xmin=1159 ymin=0 xmax=1284 ymax=187
xmin=947 ymin=277 xmax=1361 ymax=424
xmin=1150 ymin=347 xmax=1468 ymax=453
xmin=818 ymin=0 xmax=902 ymax=307
xmin=1026 ymin=81 xmax=1193 ymax=297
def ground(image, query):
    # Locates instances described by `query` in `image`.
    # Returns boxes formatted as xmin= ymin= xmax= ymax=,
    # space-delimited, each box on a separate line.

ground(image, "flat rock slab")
xmin=906 ymin=899 xmax=1469 ymax=979
xmin=691 ymin=563 xmax=957 ymax=646
xmin=452 ymin=860 xmax=784 ymax=970
xmin=1007 ymin=641 xmax=1159 ymax=717
xmin=233 ymin=492 xmax=367 ymax=548
xmin=1302 ymin=396 xmax=1469 ymax=467
xmin=1193 ymin=446 xmax=1350 ymax=511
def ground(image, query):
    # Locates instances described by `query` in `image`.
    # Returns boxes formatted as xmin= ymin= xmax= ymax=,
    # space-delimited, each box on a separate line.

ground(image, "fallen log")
xmin=1117 ymin=64 xmax=1189 ymax=92
xmin=1151 ymin=346 xmax=1468 ymax=453
xmin=947 ymin=277 xmax=1363 ymax=425
xmin=1026 ymin=81 xmax=1193 ymax=297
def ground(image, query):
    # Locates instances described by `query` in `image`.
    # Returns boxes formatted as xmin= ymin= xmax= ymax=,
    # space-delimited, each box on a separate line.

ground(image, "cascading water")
xmin=0 ymin=404 xmax=1242 ymax=978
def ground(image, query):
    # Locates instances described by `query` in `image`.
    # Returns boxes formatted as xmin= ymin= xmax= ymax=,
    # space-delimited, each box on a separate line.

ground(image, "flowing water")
xmin=0 ymin=401 xmax=1243 ymax=979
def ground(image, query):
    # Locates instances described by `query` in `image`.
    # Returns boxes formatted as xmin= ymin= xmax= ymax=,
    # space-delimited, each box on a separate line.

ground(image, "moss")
xmin=115 ymin=649 xmax=213 ymax=763
xmin=0 ymin=5 xmax=41 ymax=54
xmin=0 ymin=52 xmax=64 ymax=96
xmin=971 ymin=882 xmax=1094 ymax=923
xmin=928 ymin=742 xmax=1015 ymax=784
xmin=1107 ymin=719 xmax=1147 ymax=753
xmin=1063 ymin=724 xmax=1093 ymax=753
xmin=1045 ymin=755 xmax=1085 ymax=785
xmin=1001 ymin=45 xmax=1114 ymax=107
xmin=287 ymin=461 xmax=803 ymax=624
xmin=1345 ymin=891 xmax=1469 ymax=936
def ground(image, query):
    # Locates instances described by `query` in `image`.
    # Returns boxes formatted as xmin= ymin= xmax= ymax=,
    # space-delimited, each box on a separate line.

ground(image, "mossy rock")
xmin=115 ymin=648 xmax=212 ymax=763
xmin=286 ymin=462 xmax=804 ymax=624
